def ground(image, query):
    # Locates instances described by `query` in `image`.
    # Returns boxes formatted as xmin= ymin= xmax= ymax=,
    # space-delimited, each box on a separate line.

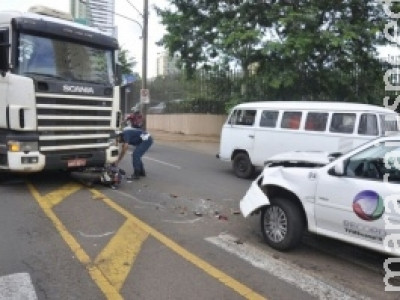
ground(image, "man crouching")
xmin=116 ymin=128 xmax=153 ymax=181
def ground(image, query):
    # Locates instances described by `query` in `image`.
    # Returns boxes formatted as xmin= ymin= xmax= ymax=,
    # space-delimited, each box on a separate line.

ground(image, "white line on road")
xmin=0 ymin=273 xmax=37 ymax=300
xmin=113 ymin=189 xmax=167 ymax=210
xmin=162 ymin=218 xmax=203 ymax=224
xmin=205 ymin=233 xmax=370 ymax=300
xmin=78 ymin=231 xmax=115 ymax=238
xmin=126 ymin=151 xmax=182 ymax=169
xmin=144 ymin=156 xmax=182 ymax=169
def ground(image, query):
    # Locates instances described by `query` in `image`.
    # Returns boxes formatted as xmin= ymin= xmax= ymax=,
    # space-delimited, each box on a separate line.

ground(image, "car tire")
xmin=260 ymin=197 xmax=305 ymax=251
xmin=233 ymin=152 xmax=255 ymax=179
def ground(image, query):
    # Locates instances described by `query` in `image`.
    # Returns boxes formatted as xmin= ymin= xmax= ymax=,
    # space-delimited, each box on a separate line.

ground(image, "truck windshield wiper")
xmin=23 ymin=72 xmax=67 ymax=80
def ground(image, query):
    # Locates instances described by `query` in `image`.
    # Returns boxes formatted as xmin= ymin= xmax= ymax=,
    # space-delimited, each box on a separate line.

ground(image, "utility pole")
xmin=79 ymin=0 xmax=149 ymax=129
xmin=141 ymin=0 xmax=149 ymax=130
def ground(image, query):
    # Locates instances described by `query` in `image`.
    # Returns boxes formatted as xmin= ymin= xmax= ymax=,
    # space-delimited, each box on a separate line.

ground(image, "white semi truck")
xmin=0 ymin=7 xmax=121 ymax=174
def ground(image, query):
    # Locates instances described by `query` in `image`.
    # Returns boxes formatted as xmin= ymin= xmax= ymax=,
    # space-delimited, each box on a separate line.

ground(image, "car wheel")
xmin=260 ymin=197 xmax=305 ymax=251
xmin=233 ymin=152 xmax=254 ymax=179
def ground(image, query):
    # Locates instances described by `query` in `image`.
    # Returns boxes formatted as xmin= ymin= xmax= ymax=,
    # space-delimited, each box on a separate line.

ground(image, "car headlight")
xmin=8 ymin=141 xmax=38 ymax=152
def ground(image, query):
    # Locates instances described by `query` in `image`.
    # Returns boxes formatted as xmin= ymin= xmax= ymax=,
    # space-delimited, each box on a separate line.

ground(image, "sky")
xmin=0 ymin=0 xmax=168 ymax=78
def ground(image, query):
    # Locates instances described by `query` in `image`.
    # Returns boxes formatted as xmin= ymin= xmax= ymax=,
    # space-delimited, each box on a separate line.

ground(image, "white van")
xmin=217 ymin=101 xmax=400 ymax=178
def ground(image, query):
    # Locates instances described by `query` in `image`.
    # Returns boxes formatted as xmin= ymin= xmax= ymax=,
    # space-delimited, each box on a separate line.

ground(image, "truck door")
xmin=0 ymin=27 xmax=9 ymax=128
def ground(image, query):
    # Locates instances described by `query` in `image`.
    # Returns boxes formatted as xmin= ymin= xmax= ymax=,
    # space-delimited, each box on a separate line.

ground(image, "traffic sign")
xmin=140 ymin=89 xmax=150 ymax=104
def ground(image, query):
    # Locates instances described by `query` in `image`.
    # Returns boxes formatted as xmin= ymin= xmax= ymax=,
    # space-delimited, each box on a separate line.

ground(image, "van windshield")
xmin=228 ymin=109 xmax=256 ymax=126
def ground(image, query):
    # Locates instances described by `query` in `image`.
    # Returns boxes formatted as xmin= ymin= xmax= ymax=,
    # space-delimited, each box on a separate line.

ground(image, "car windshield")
xmin=352 ymin=141 xmax=400 ymax=161
xmin=17 ymin=33 xmax=114 ymax=85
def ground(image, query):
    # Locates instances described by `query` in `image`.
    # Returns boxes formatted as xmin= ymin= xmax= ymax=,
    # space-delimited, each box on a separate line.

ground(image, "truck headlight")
xmin=8 ymin=141 xmax=38 ymax=152
xmin=109 ymin=137 xmax=118 ymax=147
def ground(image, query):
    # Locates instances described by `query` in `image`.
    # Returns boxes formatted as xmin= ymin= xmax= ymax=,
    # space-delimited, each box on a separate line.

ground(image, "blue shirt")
xmin=121 ymin=128 xmax=150 ymax=146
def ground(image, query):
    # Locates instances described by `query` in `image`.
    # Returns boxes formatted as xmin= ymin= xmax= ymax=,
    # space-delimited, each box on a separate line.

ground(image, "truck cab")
xmin=0 ymin=7 xmax=120 ymax=173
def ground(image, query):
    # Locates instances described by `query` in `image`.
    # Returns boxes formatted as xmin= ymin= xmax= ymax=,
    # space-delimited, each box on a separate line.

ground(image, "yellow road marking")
xmin=42 ymin=182 xmax=82 ymax=208
xmin=27 ymin=184 xmax=123 ymax=300
xmin=90 ymin=189 xmax=267 ymax=300
xmin=27 ymin=181 xmax=266 ymax=300
xmin=95 ymin=219 xmax=149 ymax=291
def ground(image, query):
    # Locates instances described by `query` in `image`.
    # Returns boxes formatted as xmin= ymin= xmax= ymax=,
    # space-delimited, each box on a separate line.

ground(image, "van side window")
xmin=358 ymin=113 xmax=378 ymax=136
xmin=228 ymin=109 xmax=256 ymax=126
xmin=260 ymin=110 xmax=279 ymax=128
xmin=281 ymin=111 xmax=302 ymax=129
xmin=329 ymin=113 xmax=356 ymax=134
xmin=380 ymin=114 xmax=399 ymax=135
xmin=305 ymin=112 xmax=328 ymax=131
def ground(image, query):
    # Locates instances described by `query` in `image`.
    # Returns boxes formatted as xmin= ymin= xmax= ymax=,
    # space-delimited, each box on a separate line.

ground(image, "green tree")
xmin=156 ymin=1 xmax=271 ymax=78
xmin=157 ymin=0 xmax=387 ymax=103
xmin=118 ymin=47 xmax=136 ymax=75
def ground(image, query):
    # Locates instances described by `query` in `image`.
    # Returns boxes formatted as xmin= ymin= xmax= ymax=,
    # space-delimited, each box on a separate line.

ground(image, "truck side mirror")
xmin=0 ymin=28 xmax=10 ymax=75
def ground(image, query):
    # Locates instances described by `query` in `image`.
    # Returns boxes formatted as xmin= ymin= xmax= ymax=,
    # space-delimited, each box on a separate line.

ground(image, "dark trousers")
xmin=132 ymin=137 xmax=153 ymax=174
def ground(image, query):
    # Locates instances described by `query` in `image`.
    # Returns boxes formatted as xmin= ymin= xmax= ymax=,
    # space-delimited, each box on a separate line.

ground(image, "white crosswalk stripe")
xmin=206 ymin=233 xmax=370 ymax=300
xmin=0 ymin=273 xmax=37 ymax=300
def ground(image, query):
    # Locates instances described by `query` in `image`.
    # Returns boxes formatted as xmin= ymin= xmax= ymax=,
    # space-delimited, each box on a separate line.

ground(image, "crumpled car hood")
xmin=265 ymin=151 xmax=332 ymax=166
xmin=240 ymin=166 xmax=314 ymax=217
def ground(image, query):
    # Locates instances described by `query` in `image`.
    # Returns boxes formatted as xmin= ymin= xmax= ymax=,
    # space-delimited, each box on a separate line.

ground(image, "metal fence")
xmin=123 ymin=60 xmax=395 ymax=115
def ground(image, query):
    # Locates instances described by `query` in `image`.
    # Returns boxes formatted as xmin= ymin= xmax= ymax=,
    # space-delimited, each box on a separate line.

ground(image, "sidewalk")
xmin=149 ymin=129 xmax=220 ymax=155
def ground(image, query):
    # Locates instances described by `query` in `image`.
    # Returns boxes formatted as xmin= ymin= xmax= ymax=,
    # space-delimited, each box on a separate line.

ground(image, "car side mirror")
xmin=329 ymin=161 xmax=345 ymax=176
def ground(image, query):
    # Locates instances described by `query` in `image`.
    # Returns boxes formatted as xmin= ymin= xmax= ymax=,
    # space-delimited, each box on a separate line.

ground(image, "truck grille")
xmin=36 ymin=94 xmax=115 ymax=152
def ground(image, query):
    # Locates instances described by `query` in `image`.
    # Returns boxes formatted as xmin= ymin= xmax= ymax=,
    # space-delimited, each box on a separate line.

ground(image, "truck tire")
xmin=233 ymin=152 xmax=254 ymax=179
xmin=0 ymin=171 xmax=9 ymax=183
xmin=260 ymin=197 xmax=305 ymax=251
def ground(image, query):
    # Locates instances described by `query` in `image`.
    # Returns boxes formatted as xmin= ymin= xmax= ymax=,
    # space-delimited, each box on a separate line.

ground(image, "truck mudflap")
xmin=240 ymin=175 xmax=271 ymax=217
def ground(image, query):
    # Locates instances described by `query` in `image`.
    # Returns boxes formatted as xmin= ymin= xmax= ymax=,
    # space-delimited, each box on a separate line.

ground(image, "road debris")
xmin=217 ymin=214 xmax=228 ymax=221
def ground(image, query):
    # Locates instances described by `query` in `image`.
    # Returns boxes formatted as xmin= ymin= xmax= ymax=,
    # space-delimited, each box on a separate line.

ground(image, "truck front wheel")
xmin=260 ymin=197 xmax=305 ymax=251
xmin=233 ymin=152 xmax=254 ymax=179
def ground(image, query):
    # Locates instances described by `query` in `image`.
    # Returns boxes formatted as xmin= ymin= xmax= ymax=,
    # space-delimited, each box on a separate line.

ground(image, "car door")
xmin=314 ymin=141 xmax=400 ymax=250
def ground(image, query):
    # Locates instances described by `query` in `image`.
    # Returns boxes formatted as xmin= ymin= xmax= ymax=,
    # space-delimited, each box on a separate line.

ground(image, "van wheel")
xmin=233 ymin=152 xmax=254 ymax=178
xmin=260 ymin=198 xmax=304 ymax=251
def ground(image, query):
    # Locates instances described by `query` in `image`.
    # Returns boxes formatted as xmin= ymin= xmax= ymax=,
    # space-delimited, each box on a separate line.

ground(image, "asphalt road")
xmin=0 ymin=140 xmax=398 ymax=299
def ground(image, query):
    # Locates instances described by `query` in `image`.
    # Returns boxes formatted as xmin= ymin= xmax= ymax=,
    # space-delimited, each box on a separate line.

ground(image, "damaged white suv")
xmin=240 ymin=135 xmax=400 ymax=256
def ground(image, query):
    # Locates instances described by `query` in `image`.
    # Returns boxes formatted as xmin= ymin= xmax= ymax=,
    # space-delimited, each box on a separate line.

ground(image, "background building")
xmin=70 ymin=0 xmax=116 ymax=37
xmin=156 ymin=51 xmax=180 ymax=77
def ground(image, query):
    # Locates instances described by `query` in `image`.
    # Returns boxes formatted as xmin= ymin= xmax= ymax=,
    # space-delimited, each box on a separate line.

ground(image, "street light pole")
xmin=141 ymin=0 xmax=149 ymax=130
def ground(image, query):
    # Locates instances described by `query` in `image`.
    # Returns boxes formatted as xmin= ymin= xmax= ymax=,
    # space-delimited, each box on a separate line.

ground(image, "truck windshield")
xmin=17 ymin=33 xmax=114 ymax=85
